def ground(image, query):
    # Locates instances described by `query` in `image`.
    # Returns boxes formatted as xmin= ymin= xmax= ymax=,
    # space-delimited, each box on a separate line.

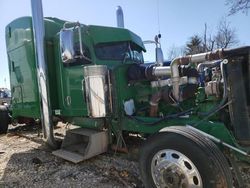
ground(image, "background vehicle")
xmin=0 ymin=88 xmax=11 ymax=106
xmin=1 ymin=1 xmax=250 ymax=187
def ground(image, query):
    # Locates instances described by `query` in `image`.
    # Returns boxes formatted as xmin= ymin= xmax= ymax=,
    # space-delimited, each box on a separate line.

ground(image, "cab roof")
xmin=87 ymin=25 xmax=146 ymax=52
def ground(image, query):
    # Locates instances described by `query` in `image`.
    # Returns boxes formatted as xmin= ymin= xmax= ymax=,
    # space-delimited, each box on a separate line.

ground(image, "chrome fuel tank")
xmin=83 ymin=65 xmax=108 ymax=118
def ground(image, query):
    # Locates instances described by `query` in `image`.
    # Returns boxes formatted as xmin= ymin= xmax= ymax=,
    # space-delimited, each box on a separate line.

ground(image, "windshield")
xmin=95 ymin=42 xmax=144 ymax=63
xmin=95 ymin=42 xmax=128 ymax=60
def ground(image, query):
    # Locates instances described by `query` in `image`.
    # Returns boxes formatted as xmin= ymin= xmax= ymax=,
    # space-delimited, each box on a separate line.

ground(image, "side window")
xmin=73 ymin=42 xmax=92 ymax=65
xmin=94 ymin=42 xmax=143 ymax=63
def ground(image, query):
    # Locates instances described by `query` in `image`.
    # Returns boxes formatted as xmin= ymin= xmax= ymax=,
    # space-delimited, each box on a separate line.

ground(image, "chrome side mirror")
xmin=60 ymin=29 xmax=75 ymax=63
xmin=143 ymin=34 xmax=164 ymax=66
xmin=155 ymin=34 xmax=164 ymax=66
xmin=156 ymin=47 xmax=164 ymax=66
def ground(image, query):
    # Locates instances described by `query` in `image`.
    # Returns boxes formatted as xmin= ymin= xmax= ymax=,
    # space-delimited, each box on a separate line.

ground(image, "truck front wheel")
xmin=139 ymin=126 xmax=233 ymax=188
xmin=0 ymin=105 xmax=9 ymax=134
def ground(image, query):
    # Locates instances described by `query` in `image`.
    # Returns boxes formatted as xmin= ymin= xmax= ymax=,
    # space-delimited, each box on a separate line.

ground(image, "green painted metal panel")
xmin=6 ymin=17 xmax=40 ymax=118
xmin=44 ymin=18 xmax=65 ymax=111
xmin=5 ymin=17 xmax=65 ymax=119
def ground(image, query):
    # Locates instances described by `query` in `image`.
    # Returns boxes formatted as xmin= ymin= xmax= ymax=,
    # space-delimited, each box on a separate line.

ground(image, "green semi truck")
xmin=1 ymin=1 xmax=250 ymax=187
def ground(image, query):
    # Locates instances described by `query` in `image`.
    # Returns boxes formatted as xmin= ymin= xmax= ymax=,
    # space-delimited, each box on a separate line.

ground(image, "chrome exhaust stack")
xmin=116 ymin=6 xmax=124 ymax=28
xmin=31 ymin=0 xmax=57 ymax=148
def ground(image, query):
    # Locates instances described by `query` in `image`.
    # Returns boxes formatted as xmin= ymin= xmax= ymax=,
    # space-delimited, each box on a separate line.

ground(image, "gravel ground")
xmin=0 ymin=124 xmax=143 ymax=188
xmin=1 ymin=123 xmax=250 ymax=188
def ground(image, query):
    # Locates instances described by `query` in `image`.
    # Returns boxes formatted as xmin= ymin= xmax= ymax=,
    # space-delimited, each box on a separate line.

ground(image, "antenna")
xmin=157 ymin=0 xmax=161 ymax=35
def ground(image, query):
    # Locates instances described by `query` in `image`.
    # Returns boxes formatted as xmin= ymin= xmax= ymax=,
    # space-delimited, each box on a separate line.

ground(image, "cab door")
xmin=61 ymin=64 xmax=88 ymax=116
xmin=57 ymin=26 xmax=92 ymax=116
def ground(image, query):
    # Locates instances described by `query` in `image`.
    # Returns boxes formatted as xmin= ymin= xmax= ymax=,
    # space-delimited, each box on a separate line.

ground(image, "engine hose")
xmin=127 ymin=108 xmax=193 ymax=126
xmin=198 ymin=59 xmax=228 ymax=116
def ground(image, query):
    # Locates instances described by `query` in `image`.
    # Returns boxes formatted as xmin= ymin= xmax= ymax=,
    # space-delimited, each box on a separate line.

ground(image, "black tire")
xmin=139 ymin=126 xmax=233 ymax=188
xmin=0 ymin=105 xmax=9 ymax=134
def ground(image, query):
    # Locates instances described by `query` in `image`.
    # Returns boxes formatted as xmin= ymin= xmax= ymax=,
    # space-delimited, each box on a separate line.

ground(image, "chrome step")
xmin=52 ymin=128 xmax=108 ymax=163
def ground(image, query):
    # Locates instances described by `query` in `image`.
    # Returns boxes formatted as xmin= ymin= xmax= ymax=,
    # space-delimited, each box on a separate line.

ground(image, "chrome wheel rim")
xmin=151 ymin=149 xmax=203 ymax=188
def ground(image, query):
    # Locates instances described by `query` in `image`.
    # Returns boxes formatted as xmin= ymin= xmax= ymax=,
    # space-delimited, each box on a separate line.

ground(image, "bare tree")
xmin=203 ymin=23 xmax=215 ymax=52
xmin=182 ymin=19 xmax=238 ymax=55
xmin=202 ymin=18 xmax=238 ymax=51
xmin=214 ymin=18 xmax=238 ymax=48
xmin=203 ymin=23 xmax=207 ymax=51
xmin=226 ymin=0 xmax=250 ymax=15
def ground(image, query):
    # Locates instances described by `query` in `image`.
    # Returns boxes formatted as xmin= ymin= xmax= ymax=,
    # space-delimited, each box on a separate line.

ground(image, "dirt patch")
xmin=0 ymin=124 xmax=143 ymax=188
xmin=0 ymin=123 xmax=250 ymax=187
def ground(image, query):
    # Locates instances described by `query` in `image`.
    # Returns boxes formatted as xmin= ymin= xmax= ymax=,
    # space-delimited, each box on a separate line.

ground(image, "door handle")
xmin=66 ymin=96 xmax=71 ymax=106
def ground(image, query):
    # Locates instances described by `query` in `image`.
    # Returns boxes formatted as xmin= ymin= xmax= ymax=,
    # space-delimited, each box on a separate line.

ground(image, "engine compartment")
xmin=118 ymin=47 xmax=250 ymax=144
xmin=125 ymin=61 xmax=220 ymax=117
